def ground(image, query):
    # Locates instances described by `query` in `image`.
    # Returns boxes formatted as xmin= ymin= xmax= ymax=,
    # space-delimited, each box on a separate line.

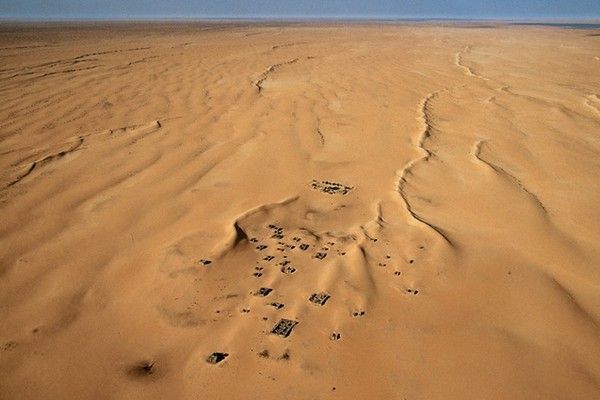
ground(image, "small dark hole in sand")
xmin=141 ymin=362 xmax=154 ymax=374
xmin=130 ymin=361 xmax=155 ymax=377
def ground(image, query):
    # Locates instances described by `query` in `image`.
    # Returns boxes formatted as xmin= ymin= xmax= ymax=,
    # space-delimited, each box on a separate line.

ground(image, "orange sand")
xmin=1 ymin=22 xmax=599 ymax=399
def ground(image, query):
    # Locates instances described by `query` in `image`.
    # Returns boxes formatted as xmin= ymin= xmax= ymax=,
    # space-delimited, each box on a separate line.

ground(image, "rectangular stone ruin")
xmin=254 ymin=287 xmax=272 ymax=297
xmin=271 ymin=319 xmax=298 ymax=338
xmin=310 ymin=179 xmax=354 ymax=195
xmin=309 ymin=292 xmax=331 ymax=306
xmin=206 ymin=352 xmax=228 ymax=364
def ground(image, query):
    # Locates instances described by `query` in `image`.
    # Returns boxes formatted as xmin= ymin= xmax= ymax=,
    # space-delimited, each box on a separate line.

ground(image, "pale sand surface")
xmin=1 ymin=22 xmax=599 ymax=399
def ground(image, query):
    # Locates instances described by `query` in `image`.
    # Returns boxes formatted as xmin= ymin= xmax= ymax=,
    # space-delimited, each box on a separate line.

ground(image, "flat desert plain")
xmin=0 ymin=22 xmax=599 ymax=399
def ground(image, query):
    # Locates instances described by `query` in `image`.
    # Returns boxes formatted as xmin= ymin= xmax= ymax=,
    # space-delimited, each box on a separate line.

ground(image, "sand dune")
xmin=1 ymin=22 xmax=599 ymax=399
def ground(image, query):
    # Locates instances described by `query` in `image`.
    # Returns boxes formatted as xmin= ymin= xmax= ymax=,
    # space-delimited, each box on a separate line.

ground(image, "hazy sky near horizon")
xmin=1 ymin=0 xmax=600 ymax=20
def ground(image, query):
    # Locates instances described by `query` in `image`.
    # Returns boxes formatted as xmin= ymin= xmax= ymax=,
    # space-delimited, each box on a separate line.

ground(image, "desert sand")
xmin=0 ymin=22 xmax=599 ymax=399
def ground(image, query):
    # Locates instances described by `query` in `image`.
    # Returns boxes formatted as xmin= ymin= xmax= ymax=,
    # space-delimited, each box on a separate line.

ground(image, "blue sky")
xmin=1 ymin=0 xmax=600 ymax=20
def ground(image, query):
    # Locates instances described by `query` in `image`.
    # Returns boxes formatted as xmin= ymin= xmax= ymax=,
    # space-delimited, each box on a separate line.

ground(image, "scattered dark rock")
xmin=2 ymin=341 xmax=17 ymax=351
xmin=258 ymin=350 xmax=269 ymax=358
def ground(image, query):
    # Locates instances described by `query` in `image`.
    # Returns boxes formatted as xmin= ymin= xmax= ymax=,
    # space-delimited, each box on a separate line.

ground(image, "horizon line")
xmin=1 ymin=15 xmax=600 ymax=23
